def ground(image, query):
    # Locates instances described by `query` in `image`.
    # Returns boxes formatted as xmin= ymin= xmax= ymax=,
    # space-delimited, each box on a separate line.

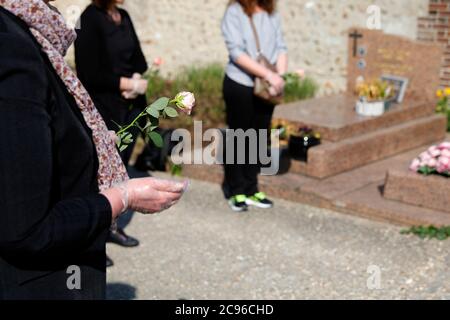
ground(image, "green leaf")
xmin=119 ymin=145 xmax=128 ymax=152
xmin=170 ymin=164 xmax=183 ymax=177
xmin=147 ymin=107 xmax=160 ymax=118
xmin=148 ymin=131 xmax=163 ymax=148
xmin=437 ymin=232 xmax=447 ymax=241
xmin=164 ymin=106 xmax=179 ymax=118
xmin=150 ymin=97 xmax=170 ymax=111
xmin=418 ymin=166 xmax=436 ymax=176
xmin=401 ymin=225 xmax=450 ymax=241
xmin=143 ymin=121 xmax=152 ymax=130
xmin=122 ymin=133 xmax=134 ymax=144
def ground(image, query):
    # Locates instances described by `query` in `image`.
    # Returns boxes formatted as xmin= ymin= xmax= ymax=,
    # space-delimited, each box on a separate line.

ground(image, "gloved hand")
xmin=108 ymin=130 xmax=120 ymax=146
xmin=265 ymin=71 xmax=285 ymax=96
xmin=102 ymin=178 xmax=189 ymax=219
xmin=122 ymin=73 xmax=148 ymax=100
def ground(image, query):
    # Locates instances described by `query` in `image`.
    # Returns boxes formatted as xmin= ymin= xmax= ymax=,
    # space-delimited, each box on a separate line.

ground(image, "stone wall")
xmin=57 ymin=0 xmax=429 ymax=95
xmin=418 ymin=0 xmax=450 ymax=88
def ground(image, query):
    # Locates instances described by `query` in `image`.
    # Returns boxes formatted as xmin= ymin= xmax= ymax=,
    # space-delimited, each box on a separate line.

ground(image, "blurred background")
xmin=59 ymin=0 xmax=428 ymax=97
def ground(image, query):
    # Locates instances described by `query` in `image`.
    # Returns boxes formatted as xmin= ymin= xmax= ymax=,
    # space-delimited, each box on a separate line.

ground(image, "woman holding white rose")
xmin=221 ymin=0 xmax=288 ymax=211
xmin=0 ymin=0 xmax=187 ymax=300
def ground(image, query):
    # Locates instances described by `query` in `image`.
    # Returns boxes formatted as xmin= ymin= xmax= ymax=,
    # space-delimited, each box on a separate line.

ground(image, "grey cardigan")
xmin=221 ymin=3 xmax=288 ymax=87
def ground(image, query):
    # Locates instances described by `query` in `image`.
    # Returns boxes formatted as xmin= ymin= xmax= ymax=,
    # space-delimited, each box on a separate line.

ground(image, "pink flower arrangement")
xmin=410 ymin=142 xmax=450 ymax=177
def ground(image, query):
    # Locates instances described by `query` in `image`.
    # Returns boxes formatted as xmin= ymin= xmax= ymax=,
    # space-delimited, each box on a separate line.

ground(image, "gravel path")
xmin=106 ymin=174 xmax=450 ymax=300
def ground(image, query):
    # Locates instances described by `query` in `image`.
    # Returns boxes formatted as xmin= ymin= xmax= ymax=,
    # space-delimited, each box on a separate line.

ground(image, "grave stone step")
xmin=289 ymin=114 xmax=447 ymax=178
xmin=384 ymin=169 xmax=450 ymax=213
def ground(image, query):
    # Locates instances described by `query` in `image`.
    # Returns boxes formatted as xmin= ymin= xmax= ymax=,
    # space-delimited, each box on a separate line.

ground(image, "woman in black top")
xmin=75 ymin=0 xmax=150 ymax=259
xmin=75 ymin=0 xmax=148 ymax=165
xmin=0 ymin=0 xmax=185 ymax=300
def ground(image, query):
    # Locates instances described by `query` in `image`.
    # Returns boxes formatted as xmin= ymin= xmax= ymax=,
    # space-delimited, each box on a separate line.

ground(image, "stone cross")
xmin=349 ymin=30 xmax=363 ymax=57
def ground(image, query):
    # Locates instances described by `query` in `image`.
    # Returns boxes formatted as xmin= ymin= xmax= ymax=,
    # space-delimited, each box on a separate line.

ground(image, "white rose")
xmin=175 ymin=92 xmax=196 ymax=115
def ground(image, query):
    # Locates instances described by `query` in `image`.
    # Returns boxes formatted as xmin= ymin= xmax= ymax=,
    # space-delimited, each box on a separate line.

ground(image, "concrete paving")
xmin=182 ymin=136 xmax=450 ymax=227
xmin=106 ymin=173 xmax=450 ymax=300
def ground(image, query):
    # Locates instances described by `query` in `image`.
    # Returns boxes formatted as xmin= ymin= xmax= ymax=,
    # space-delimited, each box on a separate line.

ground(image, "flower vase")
xmin=355 ymin=99 xmax=386 ymax=117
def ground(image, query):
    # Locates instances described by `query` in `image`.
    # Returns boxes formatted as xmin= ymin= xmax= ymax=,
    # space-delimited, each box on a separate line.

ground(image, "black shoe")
xmin=106 ymin=255 xmax=114 ymax=268
xmin=107 ymin=228 xmax=140 ymax=247
xmin=245 ymin=192 xmax=274 ymax=209
xmin=228 ymin=195 xmax=248 ymax=212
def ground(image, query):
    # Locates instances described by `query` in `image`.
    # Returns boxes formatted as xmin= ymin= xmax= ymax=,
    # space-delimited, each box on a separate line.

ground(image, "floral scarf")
xmin=0 ymin=0 xmax=129 ymax=191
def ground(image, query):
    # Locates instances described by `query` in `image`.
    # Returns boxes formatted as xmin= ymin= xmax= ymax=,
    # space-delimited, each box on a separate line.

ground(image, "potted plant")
xmin=288 ymin=127 xmax=322 ymax=162
xmin=355 ymin=79 xmax=394 ymax=117
xmin=270 ymin=120 xmax=294 ymax=174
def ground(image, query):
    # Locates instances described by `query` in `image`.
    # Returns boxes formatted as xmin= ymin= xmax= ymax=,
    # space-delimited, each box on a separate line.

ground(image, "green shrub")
xmin=447 ymin=110 xmax=450 ymax=132
xmin=436 ymin=107 xmax=450 ymax=132
xmin=435 ymin=93 xmax=450 ymax=132
xmin=145 ymin=63 xmax=225 ymax=129
xmin=284 ymin=76 xmax=318 ymax=103
xmin=144 ymin=63 xmax=318 ymax=129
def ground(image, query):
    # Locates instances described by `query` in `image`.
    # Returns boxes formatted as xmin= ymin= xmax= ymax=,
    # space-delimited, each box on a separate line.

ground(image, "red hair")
xmin=230 ymin=0 xmax=276 ymax=16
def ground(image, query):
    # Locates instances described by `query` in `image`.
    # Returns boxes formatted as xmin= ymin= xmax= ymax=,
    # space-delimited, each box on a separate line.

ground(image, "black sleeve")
xmin=124 ymin=10 xmax=148 ymax=74
xmin=0 ymin=32 xmax=112 ymax=260
xmin=75 ymin=9 xmax=121 ymax=91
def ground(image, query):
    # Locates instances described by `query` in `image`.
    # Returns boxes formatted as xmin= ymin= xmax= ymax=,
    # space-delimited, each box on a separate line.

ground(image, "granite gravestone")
xmin=272 ymin=27 xmax=446 ymax=178
xmin=347 ymin=28 xmax=443 ymax=102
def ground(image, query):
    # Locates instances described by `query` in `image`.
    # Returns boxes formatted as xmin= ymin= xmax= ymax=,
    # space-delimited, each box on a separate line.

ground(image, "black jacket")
xmin=0 ymin=8 xmax=112 ymax=300
xmin=75 ymin=4 xmax=148 ymax=130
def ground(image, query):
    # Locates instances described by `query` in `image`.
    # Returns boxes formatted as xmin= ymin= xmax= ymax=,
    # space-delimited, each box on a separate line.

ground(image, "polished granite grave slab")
xmin=384 ymin=169 xmax=450 ymax=214
xmin=273 ymin=94 xmax=436 ymax=142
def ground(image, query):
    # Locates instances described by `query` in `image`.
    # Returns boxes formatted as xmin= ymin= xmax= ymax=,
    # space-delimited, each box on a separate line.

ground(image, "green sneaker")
xmin=246 ymin=192 xmax=274 ymax=209
xmin=228 ymin=195 xmax=248 ymax=212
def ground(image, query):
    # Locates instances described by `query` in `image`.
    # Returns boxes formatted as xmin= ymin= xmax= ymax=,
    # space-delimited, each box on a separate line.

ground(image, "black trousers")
xmin=222 ymin=75 xmax=274 ymax=198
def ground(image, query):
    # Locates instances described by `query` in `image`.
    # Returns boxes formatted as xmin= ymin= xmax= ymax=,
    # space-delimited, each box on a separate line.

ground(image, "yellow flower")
xmin=436 ymin=89 xmax=444 ymax=98
xmin=445 ymin=88 xmax=450 ymax=96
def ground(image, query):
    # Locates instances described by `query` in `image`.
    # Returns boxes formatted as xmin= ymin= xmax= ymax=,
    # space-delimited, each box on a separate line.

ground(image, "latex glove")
xmin=122 ymin=90 xmax=138 ymax=100
xmin=265 ymin=71 xmax=285 ymax=96
xmin=108 ymin=130 xmax=120 ymax=146
xmin=102 ymin=178 xmax=189 ymax=219
xmin=122 ymin=75 xmax=148 ymax=100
